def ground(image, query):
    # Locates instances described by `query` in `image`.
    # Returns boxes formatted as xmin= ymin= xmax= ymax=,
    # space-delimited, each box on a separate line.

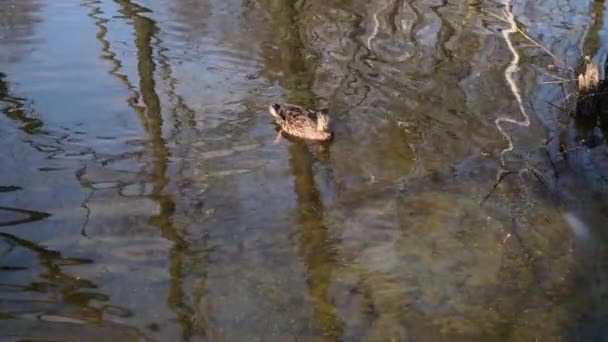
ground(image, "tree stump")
xmin=575 ymin=62 xmax=604 ymax=123
xmin=578 ymin=62 xmax=600 ymax=94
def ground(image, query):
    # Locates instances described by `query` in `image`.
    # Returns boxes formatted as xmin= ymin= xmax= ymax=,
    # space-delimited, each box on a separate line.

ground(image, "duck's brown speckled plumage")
xmin=268 ymin=103 xmax=333 ymax=141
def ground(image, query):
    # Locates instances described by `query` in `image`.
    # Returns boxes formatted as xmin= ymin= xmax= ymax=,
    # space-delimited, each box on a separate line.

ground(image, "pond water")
xmin=2 ymin=0 xmax=608 ymax=340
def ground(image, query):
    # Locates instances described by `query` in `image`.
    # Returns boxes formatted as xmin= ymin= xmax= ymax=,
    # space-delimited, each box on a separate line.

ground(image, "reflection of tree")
xmin=583 ymin=0 xmax=605 ymax=58
xmin=115 ymin=1 xmax=197 ymax=339
xmin=0 ymin=2 xmax=128 ymax=334
xmin=0 ymin=0 xmax=41 ymax=37
xmin=82 ymin=0 xmax=203 ymax=338
xmin=169 ymin=0 xmax=211 ymax=44
xmin=288 ymin=142 xmax=343 ymax=339
xmin=0 ymin=232 xmax=145 ymax=340
xmin=0 ymin=72 xmax=43 ymax=134
xmin=259 ymin=0 xmax=343 ymax=339
xmin=81 ymin=0 xmax=141 ymax=110
xmin=1 ymin=72 xmax=53 ymax=227
xmin=0 ymin=205 xmax=49 ymax=226
xmin=0 ymin=0 xmax=43 ymax=61
xmin=0 ymin=232 xmax=137 ymax=330
xmin=259 ymin=0 xmax=319 ymax=105
xmin=0 ymin=232 xmax=94 ymax=298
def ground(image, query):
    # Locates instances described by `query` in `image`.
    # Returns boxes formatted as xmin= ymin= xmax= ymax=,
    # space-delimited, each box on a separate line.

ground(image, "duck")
xmin=268 ymin=103 xmax=333 ymax=143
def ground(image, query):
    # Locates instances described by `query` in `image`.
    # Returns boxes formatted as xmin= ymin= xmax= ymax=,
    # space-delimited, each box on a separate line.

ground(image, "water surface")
xmin=2 ymin=0 xmax=608 ymax=340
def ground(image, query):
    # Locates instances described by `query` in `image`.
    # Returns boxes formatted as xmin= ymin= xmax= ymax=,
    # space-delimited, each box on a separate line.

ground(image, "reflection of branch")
xmin=0 ymin=206 xmax=50 ymax=227
xmin=482 ymin=0 xmax=570 ymax=205
xmin=367 ymin=1 xmax=392 ymax=50
xmin=0 ymin=232 xmax=141 ymax=333
xmin=0 ymin=73 xmax=44 ymax=134
xmin=1 ymin=230 xmax=97 ymax=287
xmin=0 ymin=232 xmax=60 ymax=258
xmin=481 ymin=169 xmax=516 ymax=204
xmin=0 ymin=186 xmax=22 ymax=192
xmin=79 ymin=0 xmax=144 ymax=238
xmin=492 ymin=0 xmax=531 ymax=169
xmin=81 ymin=0 xmax=143 ymax=115
xmin=157 ymin=46 xmax=197 ymax=133
xmin=486 ymin=10 xmax=569 ymax=70
xmin=544 ymin=72 xmax=573 ymax=82
xmin=482 ymin=165 xmax=549 ymax=204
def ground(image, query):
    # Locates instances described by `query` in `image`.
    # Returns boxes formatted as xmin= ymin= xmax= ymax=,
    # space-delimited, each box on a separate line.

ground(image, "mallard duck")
xmin=268 ymin=103 xmax=333 ymax=143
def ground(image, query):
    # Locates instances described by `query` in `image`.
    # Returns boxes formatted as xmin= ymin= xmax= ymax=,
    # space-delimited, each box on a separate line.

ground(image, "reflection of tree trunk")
xmin=260 ymin=0 xmax=343 ymax=338
xmin=583 ymin=0 xmax=606 ymax=58
xmin=288 ymin=142 xmax=343 ymax=339
xmin=110 ymin=1 xmax=197 ymax=339
xmin=131 ymin=7 xmax=192 ymax=339
xmin=131 ymin=14 xmax=168 ymax=200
